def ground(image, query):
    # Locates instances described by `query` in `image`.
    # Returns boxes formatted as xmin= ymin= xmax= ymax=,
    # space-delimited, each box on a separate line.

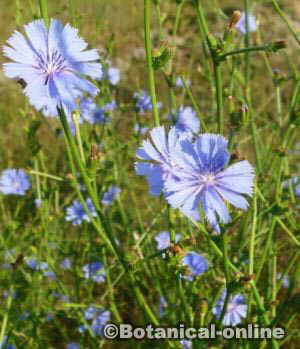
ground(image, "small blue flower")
xmin=134 ymin=90 xmax=162 ymax=114
xmin=65 ymin=198 xmax=96 ymax=225
xmin=175 ymin=106 xmax=200 ymax=137
xmin=80 ymin=98 xmax=111 ymax=125
xmin=135 ymin=126 xmax=186 ymax=196
xmin=213 ymin=290 xmax=247 ymax=326
xmin=60 ymin=258 xmax=72 ymax=270
xmin=0 ymin=169 xmax=30 ymax=196
xmin=3 ymin=19 xmax=102 ymax=117
xmin=155 ymin=231 xmax=181 ymax=250
xmin=107 ymin=67 xmax=120 ymax=85
xmin=282 ymin=176 xmax=300 ymax=197
xmin=180 ymin=340 xmax=192 ymax=349
xmin=66 ymin=343 xmax=80 ymax=349
xmin=176 ymin=77 xmax=191 ymax=88
xmin=35 ymin=198 xmax=42 ymax=207
xmin=81 ymin=306 xmax=111 ymax=336
xmin=44 ymin=270 xmax=56 ymax=280
xmin=91 ymin=310 xmax=111 ymax=336
xmin=26 ymin=258 xmax=48 ymax=271
xmin=82 ymin=262 xmax=105 ymax=283
xmin=101 ymin=186 xmax=121 ymax=206
xmin=103 ymin=100 xmax=117 ymax=111
xmin=182 ymin=252 xmax=209 ymax=281
xmin=0 ymin=337 xmax=16 ymax=349
xmin=236 ymin=12 xmax=257 ymax=35
xmin=158 ymin=296 xmax=167 ymax=317
xmin=134 ymin=123 xmax=149 ymax=135
xmin=277 ymin=273 xmax=290 ymax=288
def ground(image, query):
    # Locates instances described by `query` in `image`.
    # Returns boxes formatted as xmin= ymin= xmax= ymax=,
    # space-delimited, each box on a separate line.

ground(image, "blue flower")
xmin=277 ymin=273 xmax=290 ymax=288
xmin=80 ymin=98 xmax=108 ymax=125
xmin=3 ymin=19 xmax=102 ymax=117
xmin=66 ymin=343 xmax=80 ymax=349
xmin=91 ymin=310 xmax=111 ymax=335
xmin=282 ymin=176 xmax=300 ymax=197
xmin=180 ymin=340 xmax=192 ymax=349
xmin=60 ymin=258 xmax=72 ymax=270
xmin=107 ymin=67 xmax=120 ymax=85
xmin=236 ymin=12 xmax=257 ymax=35
xmin=163 ymin=133 xmax=255 ymax=232
xmin=135 ymin=126 xmax=186 ymax=196
xmin=103 ymin=100 xmax=117 ymax=111
xmin=65 ymin=198 xmax=96 ymax=225
xmin=101 ymin=186 xmax=121 ymax=206
xmin=176 ymin=77 xmax=191 ymax=88
xmin=175 ymin=106 xmax=200 ymax=137
xmin=81 ymin=306 xmax=110 ymax=336
xmin=158 ymin=296 xmax=167 ymax=316
xmin=182 ymin=252 xmax=209 ymax=281
xmin=134 ymin=90 xmax=162 ymax=114
xmin=0 ymin=169 xmax=30 ymax=196
xmin=134 ymin=123 xmax=149 ymax=135
xmin=82 ymin=262 xmax=105 ymax=283
xmin=35 ymin=198 xmax=42 ymax=207
xmin=155 ymin=231 xmax=181 ymax=250
xmin=0 ymin=337 xmax=16 ymax=349
xmin=213 ymin=290 xmax=247 ymax=326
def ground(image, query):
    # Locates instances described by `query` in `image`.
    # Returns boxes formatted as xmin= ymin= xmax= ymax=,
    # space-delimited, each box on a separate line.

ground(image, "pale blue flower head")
xmin=101 ymin=186 xmax=121 ymax=205
xmin=66 ymin=343 xmax=80 ymax=349
xmin=134 ymin=123 xmax=149 ymax=135
xmin=80 ymin=98 xmax=108 ymax=125
xmin=82 ymin=261 xmax=105 ymax=283
xmin=164 ymin=134 xmax=255 ymax=232
xmin=0 ymin=169 xmax=30 ymax=196
xmin=282 ymin=176 xmax=300 ymax=197
xmin=180 ymin=340 xmax=192 ymax=349
xmin=3 ymin=19 xmax=102 ymax=117
xmin=236 ymin=12 xmax=257 ymax=35
xmin=134 ymin=90 xmax=162 ymax=114
xmin=158 ymin=296 xmax=167 ymax=316
xmin=175 ymin=106 xmax=200 ymax=137
xmin=277 ymin=273 xmax=290 ymax=288
xmin=91 ymin=310 xmax=111 ymax=336
xmin=182 ymin=252 xmax=209 ymax=281
xmin=155 ymin=231 xmax=181 ymax=250
xmin=176 ymin=77 xmax=191 ymax=88
xmin=107 ymin=67 xmax=120 ymax=85
xmin=213 ymin=290 xmax=247 ymax=326
xmin=60 ymin=258 xmax=72 ymax=270
xmin=135 ymin=126 xmax=186 ymax=196
xmin=65 ymin=198 xmax=96 ymax=225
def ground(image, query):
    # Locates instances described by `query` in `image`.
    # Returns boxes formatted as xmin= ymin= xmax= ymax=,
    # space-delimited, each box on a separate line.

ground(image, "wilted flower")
xmin=236 ymin=12 xmax=257 ymax=34
xmin=3 ymin=19 xmax=102 ymax=117
xmin=155 ymin=231 xmax=181 ymax=250
xmin=65 ymin=198 xmax=96 ymax=225
xmin=101 ymin=186 xmax=121 ymax=205
xmin=182 ymin=252 xmax=209 ymax=281
xmin=0 ymin=169 xmax=30 ymax=196
xmin=82 ymin=261 xmax=105 ymax=283
xmin=213 ymin=290 xmax=247 ymax=326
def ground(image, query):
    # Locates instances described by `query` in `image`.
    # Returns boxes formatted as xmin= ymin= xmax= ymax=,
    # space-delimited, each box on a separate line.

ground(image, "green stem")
xmin=144 ymin=0 xmax=160 ymax=126
xmin=221 ymin=45 xmax=272 ymax=59
xmin=214 ymin=63 xmax=224 ymax=133
xmin=39 ymin=0 xmax=49 ymax=27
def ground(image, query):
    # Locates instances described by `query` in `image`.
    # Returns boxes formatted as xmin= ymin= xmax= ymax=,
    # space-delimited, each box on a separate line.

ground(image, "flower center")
xmin=36 ymin=50 xmax=68 ymax=84
xmin=201 ymin=173 xmax=215 ymax=186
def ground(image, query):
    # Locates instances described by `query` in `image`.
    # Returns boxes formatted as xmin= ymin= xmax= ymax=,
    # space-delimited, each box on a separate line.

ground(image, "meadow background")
xmin=0 ymin=0 xmax=300 ymax=348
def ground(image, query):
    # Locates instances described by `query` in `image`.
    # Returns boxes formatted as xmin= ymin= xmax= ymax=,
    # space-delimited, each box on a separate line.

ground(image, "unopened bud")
xmin=228 ymin=11 xmax=242 ymax=30
xmin=90 ymin=144 xmax=101 ymax=161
